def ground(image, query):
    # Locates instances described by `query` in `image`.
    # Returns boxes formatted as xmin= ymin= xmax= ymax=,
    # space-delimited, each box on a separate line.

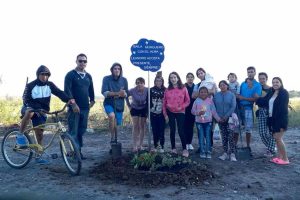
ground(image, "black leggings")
xmin=167 ymin=110 xmax=186 ymax=150
xmin=184 ymin=112 xmax=195 ymax=144
xmin=150 ymin=113 xmax=165 ymax=148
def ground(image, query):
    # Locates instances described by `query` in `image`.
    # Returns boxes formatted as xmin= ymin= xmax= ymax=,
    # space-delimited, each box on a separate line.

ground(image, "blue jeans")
xmin=196 ymin=122 xmax=212 ymax=154
xmin=67 ymin=108 xmax=89 ymax=149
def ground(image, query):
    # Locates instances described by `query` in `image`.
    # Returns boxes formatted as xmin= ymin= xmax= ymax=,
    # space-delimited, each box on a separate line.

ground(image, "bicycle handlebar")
xmin=29 ymin=103 xmax=68 ymax=115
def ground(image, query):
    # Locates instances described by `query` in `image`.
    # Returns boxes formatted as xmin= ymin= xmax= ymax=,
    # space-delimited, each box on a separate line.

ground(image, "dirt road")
xmin=1 ymin=127 xmax=299 ymax=200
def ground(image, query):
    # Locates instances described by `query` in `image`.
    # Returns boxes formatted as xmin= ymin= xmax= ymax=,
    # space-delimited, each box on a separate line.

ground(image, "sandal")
xmin=182 ymin=149 xmax=189 ymax=157
xmin=132 ymin=147 xmax=138 ymax=153
xmin=270 ymin=157 xmax=280 ymax=163
xmin=171 ymin=149 xmax=177 ymax=154
xmin=274 ymin=158 xmax=290 ymax=165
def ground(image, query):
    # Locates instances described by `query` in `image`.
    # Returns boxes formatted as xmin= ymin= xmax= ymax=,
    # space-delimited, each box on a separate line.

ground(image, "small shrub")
xmin=131 ymin=151 xmax=192 ymax=171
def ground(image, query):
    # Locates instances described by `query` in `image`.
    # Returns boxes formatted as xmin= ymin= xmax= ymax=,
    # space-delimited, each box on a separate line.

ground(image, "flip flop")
xmin=274 ymin=158 xmax=290 ymax=165
xmin=269 ymin=157 xmax=279 ymax=163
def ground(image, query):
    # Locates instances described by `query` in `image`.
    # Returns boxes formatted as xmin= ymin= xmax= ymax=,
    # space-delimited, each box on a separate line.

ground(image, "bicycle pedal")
xmin=51 ymin=153 xmax=58 ymax=159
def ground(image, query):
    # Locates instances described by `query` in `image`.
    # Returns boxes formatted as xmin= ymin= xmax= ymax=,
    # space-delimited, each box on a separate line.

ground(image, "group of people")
xmin=15 ymin=53 xmax=290 ymax=165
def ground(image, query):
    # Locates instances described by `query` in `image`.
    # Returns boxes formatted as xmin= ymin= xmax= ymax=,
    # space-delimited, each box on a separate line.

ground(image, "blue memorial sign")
xmin=130 ymin=38 xmax=165 ymax=72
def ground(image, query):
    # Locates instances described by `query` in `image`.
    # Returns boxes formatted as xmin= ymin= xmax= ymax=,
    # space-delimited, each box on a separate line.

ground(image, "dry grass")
xmin=0 ymin=97 xmax=131 ymax=132
xmin=0 ymin=97 xmax=299 ymax=128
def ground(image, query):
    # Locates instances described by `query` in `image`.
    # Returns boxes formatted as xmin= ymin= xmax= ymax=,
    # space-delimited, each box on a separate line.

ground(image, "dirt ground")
xmin=0 ymin=125 xmax=300 ymax=200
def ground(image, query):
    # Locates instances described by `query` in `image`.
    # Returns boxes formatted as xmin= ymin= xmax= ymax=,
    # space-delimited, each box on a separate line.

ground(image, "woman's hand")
xmin=164 ymin=116 xmax=169 ymax=124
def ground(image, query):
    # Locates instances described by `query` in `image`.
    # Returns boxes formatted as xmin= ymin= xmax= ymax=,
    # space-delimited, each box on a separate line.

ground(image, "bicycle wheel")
xmin=1 ymin=128 xmax=33 ymax=168
xmin=60 ymin=133 xmax=81 ymax=175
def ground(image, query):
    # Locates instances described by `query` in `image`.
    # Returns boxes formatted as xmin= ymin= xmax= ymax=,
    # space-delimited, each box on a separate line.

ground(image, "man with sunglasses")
xmin=64 ymin=53 xmax=95 ymax=160
xmin=16 ymin=65 xmax=73 ymax=164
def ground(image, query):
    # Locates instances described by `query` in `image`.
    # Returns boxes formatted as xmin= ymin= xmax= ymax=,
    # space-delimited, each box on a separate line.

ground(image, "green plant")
xmin=131 ymin=152 xmax=192 ymax=171
xmin=131 ymin=152 xmax=156 ymax=170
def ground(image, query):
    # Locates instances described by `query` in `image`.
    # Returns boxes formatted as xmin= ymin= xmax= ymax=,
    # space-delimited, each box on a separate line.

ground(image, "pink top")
xmin=163 ymin=87 xmax=190 ymax=117
xmin=191 ymin=97 xmax=220 ymax=123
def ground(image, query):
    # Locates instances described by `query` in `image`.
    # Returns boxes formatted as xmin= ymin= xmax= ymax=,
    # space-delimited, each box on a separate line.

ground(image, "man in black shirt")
xmin=64 ymin=53 xmax=95 ymax=159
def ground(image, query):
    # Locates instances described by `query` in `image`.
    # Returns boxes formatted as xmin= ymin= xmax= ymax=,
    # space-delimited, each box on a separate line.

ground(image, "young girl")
xmin=191 ymin=87 xmax=220 ymax=159
xmin=227 ymin=73 xmax=240 ymax=144
xmin=184 ymin=72 xmax=196 ymax=150
xmin=127 ymin=77 xmax=148 ymax=152
xmin=228 ymin=73 xmax=240 ymax=95
xmin=150 ymin=74 xmax=166 ymax=152
xmin=163 ymin=72 xmax=190 ymax=157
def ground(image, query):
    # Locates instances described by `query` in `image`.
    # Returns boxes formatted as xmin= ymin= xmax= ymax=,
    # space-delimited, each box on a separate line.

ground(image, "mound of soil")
xmin=89 ymin=153 xmax=215 ymax=187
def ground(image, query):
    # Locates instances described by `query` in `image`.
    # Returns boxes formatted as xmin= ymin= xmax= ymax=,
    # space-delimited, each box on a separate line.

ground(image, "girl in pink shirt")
xmin=163 ymin=72 xmax=190 ymax=157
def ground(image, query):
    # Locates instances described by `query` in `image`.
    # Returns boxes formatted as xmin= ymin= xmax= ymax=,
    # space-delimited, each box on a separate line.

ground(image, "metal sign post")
xmin=130 ymin=38 xmax=165 ymax=151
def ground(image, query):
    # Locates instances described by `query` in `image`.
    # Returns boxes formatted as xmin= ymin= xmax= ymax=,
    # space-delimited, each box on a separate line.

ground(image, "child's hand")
xmin=164 ymin=116 xmax=169 ymax=123
xmin=198 ymin=111 xmax=205 ymax=115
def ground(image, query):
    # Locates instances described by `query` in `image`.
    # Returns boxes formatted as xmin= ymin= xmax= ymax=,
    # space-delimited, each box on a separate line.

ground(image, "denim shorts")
xmin=104 ymin=105 xmax=123 ymax=125
xmin=243 ymin=109 xmax=253 ymax=134
xmin=21 ymin=106 xmax=47 ymax=127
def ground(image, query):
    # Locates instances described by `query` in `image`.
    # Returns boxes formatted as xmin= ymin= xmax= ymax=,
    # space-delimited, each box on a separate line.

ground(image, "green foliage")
xmin=131 ymin=152 xmax=156 ymax=170
xmin=131 ymin=152 xmax=192 ymax=171
xmin=289 ymin=90 xmax=300 ymax=98
xmin=0 ymin=96 xmax=299 ymax=128
xmin=0 ymin=97 xmax=132 ymax=131
xmin=288 ymin=98 xmax=300 ymax=127
xmin=0 ymin=98 xmax=22 ymax=125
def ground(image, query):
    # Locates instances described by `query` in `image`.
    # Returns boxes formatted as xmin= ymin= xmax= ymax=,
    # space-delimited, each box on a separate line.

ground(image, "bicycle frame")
xmin=25 ymin=122 xmax=66 ymax=153
xmin=23 ymin=104 xmax=68 ymax=155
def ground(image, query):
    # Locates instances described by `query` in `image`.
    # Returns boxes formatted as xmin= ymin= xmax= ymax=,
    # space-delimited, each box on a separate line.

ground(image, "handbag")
xmin=228 ymin=113 xmax=239 ymax=130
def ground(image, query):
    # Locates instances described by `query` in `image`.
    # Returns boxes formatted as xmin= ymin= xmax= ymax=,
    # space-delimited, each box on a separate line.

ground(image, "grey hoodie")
xmin=101 ymin=63 xmax=128 ymax=112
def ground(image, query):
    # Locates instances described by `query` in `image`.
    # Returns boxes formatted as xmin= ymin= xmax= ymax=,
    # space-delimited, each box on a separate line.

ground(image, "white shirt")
xmin=268 ymin=94 xmax=277 ymax=117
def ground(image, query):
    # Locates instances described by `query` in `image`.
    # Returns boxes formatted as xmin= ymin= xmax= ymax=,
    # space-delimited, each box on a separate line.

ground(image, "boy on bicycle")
xmin=16 ymin=65 xmax=77 ymax=164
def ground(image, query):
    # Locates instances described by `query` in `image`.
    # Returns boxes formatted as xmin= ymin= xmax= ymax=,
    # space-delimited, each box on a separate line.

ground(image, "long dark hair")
xmin=154 ymin=75 xmax=166 ymax=90
xmin=196 ymin=68 xmax=206 ymax=80
xmin=168 ymin=72 xmax=184 ymax=89
xmin=272 ymin=77 xmax=284 ymax=91
xmin=218 ymin=80 xmax=229 ymax=88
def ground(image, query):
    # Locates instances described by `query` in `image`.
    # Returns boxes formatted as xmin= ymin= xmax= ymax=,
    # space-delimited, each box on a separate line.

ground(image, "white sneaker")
xmin=158 ymin=148 xmax=164 ymax=153
xmin=200 ymin=153 xmax=206 ymax=159
xmin=230 ymin=153 xmax=237 ymax=162
xmin=218 ymin=153 xmax=228 ymax=161
xmin=188 ymin=144 xmax=194 ymax=150
xmin=206 ymin=153 xmax=212 ymax=159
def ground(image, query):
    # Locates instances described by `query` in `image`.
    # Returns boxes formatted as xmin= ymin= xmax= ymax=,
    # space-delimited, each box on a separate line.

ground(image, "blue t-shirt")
xmin=239 ymin=79 xmax=262 ymax=108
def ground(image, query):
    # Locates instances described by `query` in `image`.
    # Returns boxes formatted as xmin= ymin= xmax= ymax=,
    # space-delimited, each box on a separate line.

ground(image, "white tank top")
xmin=268 ymin=94 xmax=277 ymax=117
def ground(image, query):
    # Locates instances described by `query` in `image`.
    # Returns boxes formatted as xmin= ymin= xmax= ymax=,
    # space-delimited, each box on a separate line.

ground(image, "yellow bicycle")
xmin=1 ymin=104 xmax=82 ymax=175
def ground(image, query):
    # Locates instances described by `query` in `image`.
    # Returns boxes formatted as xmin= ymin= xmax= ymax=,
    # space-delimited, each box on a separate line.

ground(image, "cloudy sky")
xmin=0 ymin=0 xmax=299 ymax=97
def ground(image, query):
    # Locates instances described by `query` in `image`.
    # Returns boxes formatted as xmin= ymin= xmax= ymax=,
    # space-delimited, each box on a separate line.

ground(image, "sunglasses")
xmin=78 ymin=60 xmax=87 ymax=64
xmin=40 ymin=73 xmax=49 ymax=76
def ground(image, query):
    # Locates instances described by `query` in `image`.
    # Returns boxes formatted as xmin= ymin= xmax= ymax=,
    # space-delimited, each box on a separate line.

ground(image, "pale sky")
xmin=1 ymin=0 xmax=299 ymax=97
